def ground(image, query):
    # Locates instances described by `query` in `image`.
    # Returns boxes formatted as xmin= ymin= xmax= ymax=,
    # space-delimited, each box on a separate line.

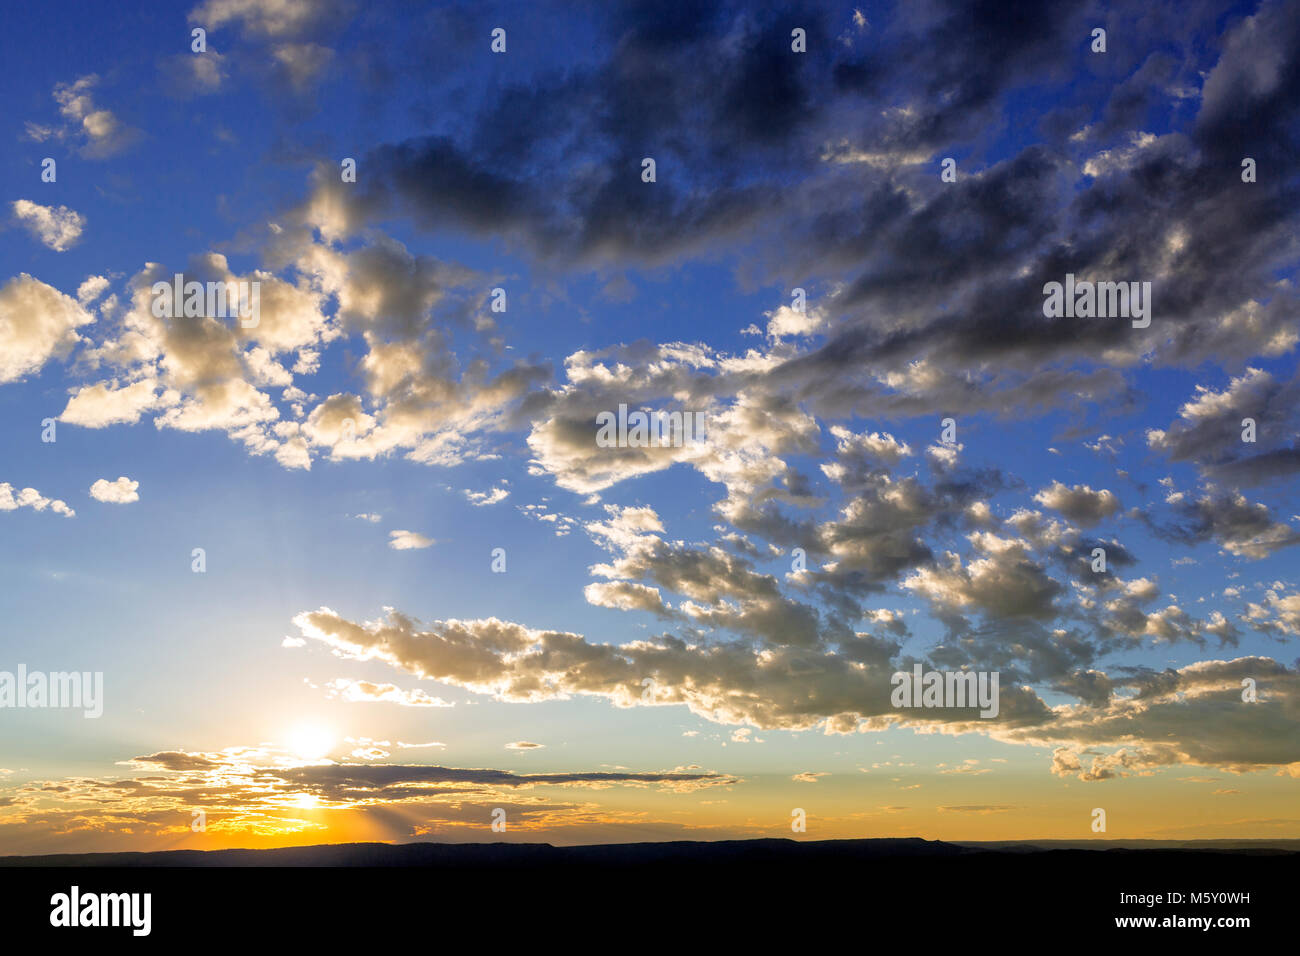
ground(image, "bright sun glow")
xmin=286 ymin=725 xmax=335 ymax=761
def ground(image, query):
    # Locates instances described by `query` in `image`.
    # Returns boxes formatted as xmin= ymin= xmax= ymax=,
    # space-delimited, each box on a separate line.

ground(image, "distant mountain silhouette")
xmin=3 ymin=835 xmax=1297 ymax=867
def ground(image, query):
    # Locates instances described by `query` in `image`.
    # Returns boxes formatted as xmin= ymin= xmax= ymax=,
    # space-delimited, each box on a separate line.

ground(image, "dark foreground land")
xmin=0 ymin=838 xmax=1292 ymax=943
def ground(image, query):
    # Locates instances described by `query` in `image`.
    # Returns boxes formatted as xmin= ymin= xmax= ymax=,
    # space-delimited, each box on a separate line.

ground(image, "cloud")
xmin=903 ymin=542 xmax=1064 ymax=622
xmin=58 ymin=256 xmax=336 ymax=465
xmin=1016 ymin=658 xmax=1300 ymax=779
xmin=1149 ymin=492 xmax=1300 ymax=559
xmin=48 ymin=0 xmax=1298 ymax=490
xmin=0 ymin=274 xmax=94 ymax=384
xmin=190 ymin=0 xmax=349 ymax=39
xmin=583 ymin=580 xmax=670 ymax=617
xmin=464 ymin=485 xmax=509 ymax=506
xmin=324 ymin=678 xmax=452 ymax=707
xmin=159 ymin=50 xmax=228 ymax=97
xmin=506 ymin=741 xmax=545 ymax=750
xmin=0 ymin=740 xmax=737 ymax=852
xmin=1147 ymin=368 xmax=1300 ymax=486
xmin=188 ymin=0 xmax=350 ymax=101
xmin=88 ymin=476 xmax=139 ymax=504
xmin=37 ymin=228 xmax=548 ymax=472
xmin=292 ymin=0 xmax=1296 ymax=427
xmin=827 ymin=425 xmax=912 ymax=472
xmin=12 ymin=200 xmax=85 ymax=251
xmin=29 ymin=75 xmax=139 ymax=157
xmin=1244 ymin=588 xmax=1300 ymax=637
xmin=0 ymin=483 xmax=74 ymax=518
xmin=1033 ymin=481 xmax=1121 ymax=527
xmin=289 ymin=604 xmax=1051 ymax=735
xmin=388 ymin=529 xmax=434 ymax=550
xmin=60 ymin=380 xmax=164 ymax=428
xmin=291 ymin=599 xmax=1300 ymax=780
xmin=271 ymin=41 xmax=334 ymax=91
xmin=76 ymin=276 xmax=110 ymax=305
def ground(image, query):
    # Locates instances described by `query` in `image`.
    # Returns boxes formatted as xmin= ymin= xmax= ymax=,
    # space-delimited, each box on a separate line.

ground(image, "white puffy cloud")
xmin=1245 ymin=588 xmax=1300 ymax=636
xmin=60 ymin=380 xmax=164 ymax=427
xmin=765 ymin=304 xmax=827 ymax=338
xmin=0 ymin=483 xmax=74 ymax=517
xmin=388 ymin=530 xmax=434 ymax=550
xmin=76 ymin=275 xmax=110 ymax=305
xmin=12 ymin=200 xmax=85 ymax=251
xmin=0 ymin=275 xmax=93 ymax=383
xmin=89 ymin=476 xmax=139 ymax=504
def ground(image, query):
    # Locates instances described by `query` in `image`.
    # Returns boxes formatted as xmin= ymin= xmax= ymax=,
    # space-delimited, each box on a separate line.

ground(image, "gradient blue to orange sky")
xmin=1 ymin=0 xmax=1298 ymax=855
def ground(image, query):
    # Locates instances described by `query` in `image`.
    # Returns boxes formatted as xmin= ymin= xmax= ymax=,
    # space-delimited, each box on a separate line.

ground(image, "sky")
xmin=0 ymin=0 xmax=1298 ymax=856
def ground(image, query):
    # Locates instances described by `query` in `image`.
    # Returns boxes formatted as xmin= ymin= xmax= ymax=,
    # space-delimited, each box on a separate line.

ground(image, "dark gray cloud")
xmin=1144 ymin=490 xmax=1300 ymax=559
xmin=275 ymin=0 xmax=1299 ymax=467
xmin=267 ymin=763 xmax=733 ymax=795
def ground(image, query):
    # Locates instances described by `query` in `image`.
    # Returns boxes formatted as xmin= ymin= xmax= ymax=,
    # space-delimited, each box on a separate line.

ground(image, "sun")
xmin=286 ymin=724 xmax=336 ymax=761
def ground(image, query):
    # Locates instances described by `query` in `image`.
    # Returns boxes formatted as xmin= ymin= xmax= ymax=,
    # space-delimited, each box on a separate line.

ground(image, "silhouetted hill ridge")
xmin=3 ymin=836 xmax=1296 ymax=867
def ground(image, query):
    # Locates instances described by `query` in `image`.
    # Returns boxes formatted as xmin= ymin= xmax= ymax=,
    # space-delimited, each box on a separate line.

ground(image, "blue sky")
xmin=1 ymin=0 xmax=1298 ymax=853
